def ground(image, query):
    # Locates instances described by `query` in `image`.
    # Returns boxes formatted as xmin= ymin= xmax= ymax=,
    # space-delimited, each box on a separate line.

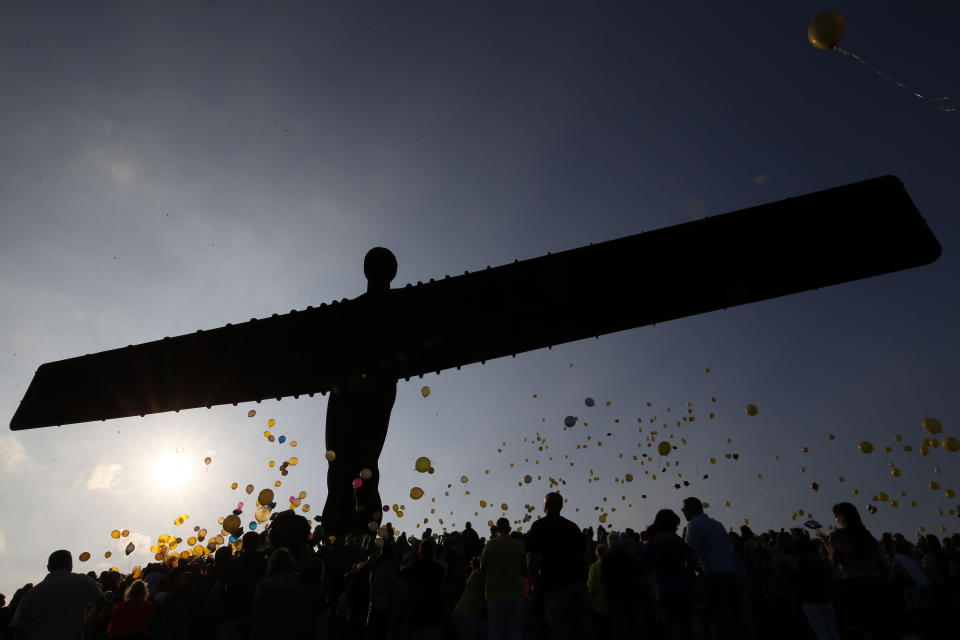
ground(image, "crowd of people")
xmin=0 ymin=493 xmax=957 ymax=640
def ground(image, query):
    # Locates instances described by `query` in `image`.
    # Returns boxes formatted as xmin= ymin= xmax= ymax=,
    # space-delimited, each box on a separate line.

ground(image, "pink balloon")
xmin=237 ymin=502 xmax=244 ymax=510
xmin=352 ymin=478 xmax=363 ymax=490
xmin=289 ymin=496 xmax=295 ymax=503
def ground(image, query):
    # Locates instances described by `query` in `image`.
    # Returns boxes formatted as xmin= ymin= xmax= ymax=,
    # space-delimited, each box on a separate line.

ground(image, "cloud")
xmin=0 ymin=528 xmax=6 ymax=553
xmin=0 ymin=435 xmax=29 ymax=469
xmin=85 ymin=463 xmax=122 ymax=490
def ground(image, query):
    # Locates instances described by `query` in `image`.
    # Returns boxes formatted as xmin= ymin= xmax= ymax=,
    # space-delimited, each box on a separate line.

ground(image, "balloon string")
xmin=833 ymin=47 xmax=957 ymax=112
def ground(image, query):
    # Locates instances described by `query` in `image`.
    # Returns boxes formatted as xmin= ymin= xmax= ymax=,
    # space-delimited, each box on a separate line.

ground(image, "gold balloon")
xmin=921 ymin=417 xmax=942 ymax=434
xmin=460 ymin=475 xmax=469 ymax=484
xmin=223 ymin=515 xmax=241 ymax=533
xmin=360 ymin=468 xmax=373 ymax=480
xmin=745 ymin=404 xmax=759 ymax=416
xmin=247 ymin=409 xmax=256 ymax=417
xmin=267 ymin=418 xmax=276 ymax=428
xmin=245 ymin=484 xmax=254 ymax=494
xmin=420 ymin=385 xmax=431 ymax=398
xmin=410 ymin=487 xmax=424 ymax=500
xmin=79 ymin=551 xmax=90 ymax=562
xmin=943 ymin=437 xmax=960 ymax=452
xmin=807 ymin=10 xmax=845 ymax=50
xmin=414 ymin=457 xmax=431 ymax=473
xmin=624 ymin=473 xmax=634 ymax=482
xmin=111 ymin=530 xmax=121 ymax=539
xmin=204 ymin=456 xmax=212 ymax=465
xmin=325 ymin=450 xmax=336 ymax=462
xmin=258 ymin=488 xmax=275 ymax=505
xmin=255 ymin=506 xmax=271 ymax=523
xmin=858 ymin=441 xmax=874 ymax=454
xmin=657 ymin=441 xmax=671 ymax=456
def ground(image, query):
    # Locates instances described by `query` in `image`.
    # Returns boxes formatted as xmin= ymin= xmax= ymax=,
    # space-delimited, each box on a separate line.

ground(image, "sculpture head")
xmin=364 ymin=247 xmax=397 ymax=292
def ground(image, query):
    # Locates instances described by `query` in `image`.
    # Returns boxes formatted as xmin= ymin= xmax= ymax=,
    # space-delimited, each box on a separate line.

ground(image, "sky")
xmin=1 ymin=0 xmax=959 ymax=596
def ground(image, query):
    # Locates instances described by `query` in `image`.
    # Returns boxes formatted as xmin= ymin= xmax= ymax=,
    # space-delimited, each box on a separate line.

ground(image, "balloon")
xmin=876 ymin=492 xmax=889 ymax=502
xmin=325 ymin=450 xmax=336 ymax=462
xmin=125 ymin=542 xmax=135 ymax=556
xmin=290 ymin=441 xmax=297 ymax=447
xmin=111 ymin=530 xmax=121 ymax=539
xmin=943 ymin=437 xmax=960 ymax=452
xmin=858 ymin=441 xmax=874 ymax=454
xmin=921 ymin=417 xmax=942 ymax=434
xmin=479 ymin=500 xmax=487 ymax=508
xmin=288 ymin=457 xmax=299 ymax=466
xmin=360 ymin=468 xmax=373 ymax=480
xmin=267 ymin=418 xmax=276 ymax=428
xmin=523 ymin=474 xmax=532 ymax=484
xmin=278 ymin=435 xmax=286 ymax=443
xmin=204 ymin=457 xmax=212 ymax=465
xmin=104 ymin=551 xmax=112 ymax=559
xmin=421 ymin=386 xmax=431 ymax=398
xmin=223 ymin=514 xmax=241 ymax=533
xmin=121 ymin=529 xmax=129 ymax=537
xmin=745 ymin=404 xmax=759 ymax=416
xmin=79 ymin=552 xmax=90 ymax=562
xmin=258 ymin=489 xmax=274 ymax=505
xmin=920 ymin=446 xmax=930 ymax=456
xmin=175 ymin=445 xmax=184 ymax=454
xmin=255 ymin=506 xmax=271 ymax=523
xmin=807 ymin=10 xmax=845 ymax=50
xmin=410 ymin=487 xmax=424 ymax=500
xmin=928 ymin=482 xmax=941 ymax=490
xmin=657 ymin=441 xmax=671 ymax=456
xmin=245 ymin=484 xmax=254 ymax=494
xmin=231 ymin=482 xmax=238 ymax=490
xmin=415 ymin=457 xmax=431 ymax=473
xmin=945 ymin=489 xmax=956 ymax=499
xmin=564 ymin=416 xmax=577 ymax=428
xmin=891 ymin=468 xmax=902 ymax=477
xmin=352 ymin=478 xmax=363 ymax=490
xmin=460 ymin=475 xmax=469 ymax=484
xmin=248 ymin=410 xmax=256 ymax=417
xmin=585 ymin=398 xmax=595 ymax=407
xmin=501 ymin=503 xmax=508 ymax=511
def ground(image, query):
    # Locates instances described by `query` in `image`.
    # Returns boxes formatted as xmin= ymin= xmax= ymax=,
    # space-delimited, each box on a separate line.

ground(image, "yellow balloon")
xmin=421 ymin=385 xmax=431 ymax=398
xmin=111 ymin=530 xmax=121 ymax=539
xmin=745 ymin=404 xmax=759 ymax=416
xmin=921 ymin=417 xmax=942 ymax=434
xmin=410 ymin=487 xmax=424 ymax=500
xmin=858 ymin=441 xmax=874 ymax=454
xmin=78 ymin=551 xmax=90 ymax=562
xmin=479 ymin=500 xmax=487 ymax=508
xmin=657 ymin=441 xmax=671 ymax=456
xmin=104 ymin=551 xmax=112 ymax=559
xmin=325 ymin=450 xmax=336 ymax=462
xmin=414 ymin=457 xmax=431 ymax=473
xmin=943 ymin=437 xmax=960 ymax=452
xmin=807 ymin=10 xmax=845 ymax=50
xmin=231 ymin=482 xmax=238 ymax=490
xmin=255 ymin=506 xmax=272 ymax=523
xmin=267 ymin=418 xmax=276 ymax=428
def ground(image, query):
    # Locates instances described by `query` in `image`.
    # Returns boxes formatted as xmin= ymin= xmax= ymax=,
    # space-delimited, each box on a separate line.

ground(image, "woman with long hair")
xmin=107 ymin=579 xmax=153 ymax=640
xmin=817 ymin=502 xmax=895 ymax=639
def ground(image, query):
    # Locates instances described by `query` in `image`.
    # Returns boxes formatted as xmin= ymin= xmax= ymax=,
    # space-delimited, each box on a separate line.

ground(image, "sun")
xmin=151 ymin=451 xmax=194 ymax=489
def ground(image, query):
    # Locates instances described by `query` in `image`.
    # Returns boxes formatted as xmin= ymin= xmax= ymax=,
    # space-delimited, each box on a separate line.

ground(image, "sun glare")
xmin=151 ymin=452 xmax=194 ymax=489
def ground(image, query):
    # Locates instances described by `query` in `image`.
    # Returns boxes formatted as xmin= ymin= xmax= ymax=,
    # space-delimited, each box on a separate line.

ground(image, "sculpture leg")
xmin=321 ymin=377 xmax=396 ymax=538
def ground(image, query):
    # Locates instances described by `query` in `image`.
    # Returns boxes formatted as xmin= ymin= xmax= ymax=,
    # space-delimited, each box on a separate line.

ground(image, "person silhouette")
xmin=321 ymin=247 xmax=398 ymax=538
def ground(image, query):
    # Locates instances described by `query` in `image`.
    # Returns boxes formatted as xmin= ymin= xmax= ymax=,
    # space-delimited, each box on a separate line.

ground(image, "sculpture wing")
xmin=10 ymin=175 xmax=940 ymax=430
